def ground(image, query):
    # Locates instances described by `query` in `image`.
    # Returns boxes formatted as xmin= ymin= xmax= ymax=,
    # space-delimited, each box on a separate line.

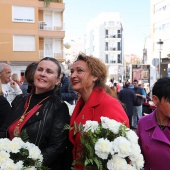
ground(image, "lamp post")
xmin=157 ymin=39 xmax=163 ymax=78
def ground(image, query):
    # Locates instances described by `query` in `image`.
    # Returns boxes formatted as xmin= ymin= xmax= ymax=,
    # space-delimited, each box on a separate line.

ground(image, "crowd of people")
xmin=0 ymin=54 xmax=169 ymax=170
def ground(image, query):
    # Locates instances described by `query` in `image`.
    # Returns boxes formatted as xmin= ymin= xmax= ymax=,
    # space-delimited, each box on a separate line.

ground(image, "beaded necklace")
xmin=13 ymin=94 xmax=50 ymax=137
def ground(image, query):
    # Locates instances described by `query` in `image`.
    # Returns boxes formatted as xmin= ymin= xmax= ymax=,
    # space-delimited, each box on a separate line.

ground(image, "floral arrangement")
xmin=70 ymin=117 xmax=144 ymax=170
xmin=0 ymin=137 xmax=48 ymax=170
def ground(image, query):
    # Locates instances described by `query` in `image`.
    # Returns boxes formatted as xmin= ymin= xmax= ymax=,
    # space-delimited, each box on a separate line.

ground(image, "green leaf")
xmin=20 ymin=129 xmax=29 ymax=142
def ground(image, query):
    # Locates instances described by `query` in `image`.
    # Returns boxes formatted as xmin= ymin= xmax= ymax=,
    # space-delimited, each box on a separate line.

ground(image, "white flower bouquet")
xmin=70 ymin=117 xmax=144 ymax=170
xmin=0 ymin=137 xmax=48 ymax=170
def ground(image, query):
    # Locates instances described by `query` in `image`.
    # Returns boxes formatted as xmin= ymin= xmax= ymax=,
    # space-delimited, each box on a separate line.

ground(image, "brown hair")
xmin=75 ymin=53 xmax=107 ymax=88
xmin=75 ymin=53 xmax=120 ymax=99
xmin=25 ymin=62 xmax=38 ymax=86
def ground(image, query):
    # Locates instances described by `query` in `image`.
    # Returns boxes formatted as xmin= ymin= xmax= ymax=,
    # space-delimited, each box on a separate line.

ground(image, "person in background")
xmin=113 ymin=82 xmax=118 ymax=92
xmin=132 ymin=79 xmax=146 ymax=128
xmin=11 ymin=73 xmax=21 ymax=87
xmin=116 ymin=80 xmax=123 ymax=95
xmin=119 ymin=81 xmax=136 ymax=129
xmin=107 ymin=78 xmax=114 ymax=87
xmin=0 ymin=76 xmax=11 ymax=128
xmin=69 ymin=53 xmax=129 ymax=170
xmin=20 ymin=78 xmax=28 ymax=95
xmin=60 ymin=64 xmax=77 ymax=105
xmin=0 ymin=57 xmax=70 ymax=169
xmin=20 ymin=62 xmax=38 ymax=94
xmin=137 ymin=77 xmax=170 ymax=170
xmin=0 ymin=63 xmax=22 ymax=104
xmin=129 ymin=81 xmax=134 ymax=89
xmin=106 ymin=78 xmax=117 ymax=99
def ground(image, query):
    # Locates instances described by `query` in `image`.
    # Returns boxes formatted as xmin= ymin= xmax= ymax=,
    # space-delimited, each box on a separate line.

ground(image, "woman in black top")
xmin=0 ymin=57 xmax=70 ymax=169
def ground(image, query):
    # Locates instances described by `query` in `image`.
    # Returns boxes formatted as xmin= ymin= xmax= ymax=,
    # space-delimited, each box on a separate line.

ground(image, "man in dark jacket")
xmin=60 ymin=66 xmax=77 ymax=105
xmin=133 ymin=79 xmax=146 ymax=128
xmin=119 ymin=81 xmax=136 ymax=129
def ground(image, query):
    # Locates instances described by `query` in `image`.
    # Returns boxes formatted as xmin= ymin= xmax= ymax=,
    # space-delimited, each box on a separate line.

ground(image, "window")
xmin=12 ymin=6 xmax=35 ymax=23
xmin=13 ymin=35 xmax=35 ymax=51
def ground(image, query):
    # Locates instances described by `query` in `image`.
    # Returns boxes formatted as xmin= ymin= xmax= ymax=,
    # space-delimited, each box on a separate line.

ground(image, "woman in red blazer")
xmin=69 ymin=53 xmax=129 ymax=170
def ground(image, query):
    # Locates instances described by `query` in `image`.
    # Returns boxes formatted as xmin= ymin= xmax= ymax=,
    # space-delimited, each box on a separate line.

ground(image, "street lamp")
xmin=157 ymin=39 xmax=163 ymax=78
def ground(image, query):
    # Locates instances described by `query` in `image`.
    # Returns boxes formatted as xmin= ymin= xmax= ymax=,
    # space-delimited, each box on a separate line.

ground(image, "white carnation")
xmin=107 ymin=154 xmax=128 ymax=170
xmin=0 ymin=137 xmax=44 ymax=169
xmin=0 ymin=151 xmax=10 ymax=164
xmin=0 ymin=159 xmax=18 ymax=170
xmin=95 ymin=138 xmax=112 ymax=159
xmin=84 ymin=120 xmax=99 ymax=133
xmin=101 ymin=116 xmax=121 ymax=134
xmin=9 ymin=138 xmax=24 ymax=153
xmin=126 ymin=130 xmax=138 ymax=144
xmin=112 ymin=136 xmax=132 ymax=158
xmin=126 ymin=164 xmax=136 ymax=170
xmin=28 ymin=146 xmax=43 ymax=161
xmin=133 ymin=153 xmax=145 ymax=170
xmin=129 ymin=143 xmax=141 ymax=161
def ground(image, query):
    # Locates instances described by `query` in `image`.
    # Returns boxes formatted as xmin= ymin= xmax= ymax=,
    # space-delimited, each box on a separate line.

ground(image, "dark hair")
xmin=110 ymin=78 xmax=114 ymax=83
xmin=133 ymin=79 xmax=138 ymax=83
xmin=25 ymin=62 xmax=38 ymax=86
xmin=40 ymin=57 xmax=61 ymax=78
xmin=152 ymin=77 xmax=170 ymax=102
xmin=125 ymin=81 xmax=130 ymax=88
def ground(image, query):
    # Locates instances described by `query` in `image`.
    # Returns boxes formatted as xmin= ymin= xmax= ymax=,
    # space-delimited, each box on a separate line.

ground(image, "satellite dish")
xmin=64 ymin=42 xmax=71 ymax=49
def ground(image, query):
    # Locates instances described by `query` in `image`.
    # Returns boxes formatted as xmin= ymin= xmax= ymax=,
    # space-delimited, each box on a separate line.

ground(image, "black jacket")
xmin=119 ymin=88 xmax=136 ymax=116
xmin=0 ymin=92 xmax=71 ymax=169
xmin=0 ymin=95 xmax=11 ymax=128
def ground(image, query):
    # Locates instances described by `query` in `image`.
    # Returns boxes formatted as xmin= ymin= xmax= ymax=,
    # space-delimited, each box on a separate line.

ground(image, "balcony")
xmin=105 ymin=47 xmax=116 ymax=51
xmin=39 ymin=50 xmax=65 ymax=62
xmin=38 ymin=21 xmax=65 ymax=39
xmin=38 ymin=21 xmax=64 ymax=31
xmin=38 ymin=0 xmax=64 ymax=11
xmin=105 ymin=35 xmax=121 ymax=42
xmin=105 ymin=35 xmax=116 ymax=38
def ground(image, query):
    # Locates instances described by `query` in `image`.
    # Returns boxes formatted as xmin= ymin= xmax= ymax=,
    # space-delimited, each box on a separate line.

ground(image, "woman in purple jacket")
xmin=137 ymin=77 xmax=170 ymax=170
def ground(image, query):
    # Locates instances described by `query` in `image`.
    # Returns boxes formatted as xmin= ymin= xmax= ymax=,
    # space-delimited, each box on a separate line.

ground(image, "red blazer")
xmin=69 ymin=87 xmax=129 ymax=169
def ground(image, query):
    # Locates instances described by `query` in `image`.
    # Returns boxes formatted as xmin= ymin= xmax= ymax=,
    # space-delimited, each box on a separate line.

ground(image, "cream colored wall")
xmin=0 ymin=0 xmax=65 ymax=63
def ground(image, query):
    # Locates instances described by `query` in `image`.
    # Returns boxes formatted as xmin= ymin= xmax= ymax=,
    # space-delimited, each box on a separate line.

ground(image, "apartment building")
xmin=0 ymin=0 xmax=65 ymax=80
xmin=85 ymin=12 xmax=123 ymax=80
xmin=150 ymin=0 xmax=170 ymax=78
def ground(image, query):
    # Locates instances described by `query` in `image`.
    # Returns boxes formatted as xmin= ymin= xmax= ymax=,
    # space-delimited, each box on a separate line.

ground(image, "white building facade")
xmin=150 ymin=0 xmax=170 ymax=78
xmin=85 ymin=12 xmax=124 ymax=81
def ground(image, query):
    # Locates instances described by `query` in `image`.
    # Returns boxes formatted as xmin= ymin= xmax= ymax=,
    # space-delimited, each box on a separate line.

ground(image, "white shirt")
xmin=2 ymin=83 xmax=22 ymax=105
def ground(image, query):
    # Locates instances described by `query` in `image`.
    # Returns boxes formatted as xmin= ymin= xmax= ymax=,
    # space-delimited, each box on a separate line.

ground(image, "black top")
xmin=0 ymin=95 xmax=11 ymax=128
